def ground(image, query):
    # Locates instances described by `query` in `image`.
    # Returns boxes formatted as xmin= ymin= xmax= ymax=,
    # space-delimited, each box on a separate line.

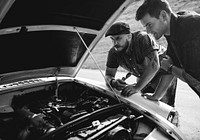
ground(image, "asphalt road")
xmin=78 ymin=69 xmax=200 ymax=140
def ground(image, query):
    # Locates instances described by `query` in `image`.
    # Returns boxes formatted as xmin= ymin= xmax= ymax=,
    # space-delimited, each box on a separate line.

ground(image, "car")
xmin=0 ymin=0 xmax=186 ymax=140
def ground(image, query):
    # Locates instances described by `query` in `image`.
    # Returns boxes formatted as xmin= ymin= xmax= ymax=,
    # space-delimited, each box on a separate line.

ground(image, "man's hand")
xmin=142 ymin=93 xmax=159 ymax=101
xmin=112 ymin=79 xmax=127 ymax=90
xmin=121 ymin=84 xmax=138 ymax=97
xmin=29 ymin=113 xmax=46 ymax=127
xmin=161 ymin=55 xmax=173 ymax=71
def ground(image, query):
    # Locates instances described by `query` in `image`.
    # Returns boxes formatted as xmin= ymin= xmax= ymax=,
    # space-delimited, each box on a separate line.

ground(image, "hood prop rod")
xmin=74 ymin=27 xmax=121 ymax=103
xmin=54 ymin=67 xmax=61 ymax=101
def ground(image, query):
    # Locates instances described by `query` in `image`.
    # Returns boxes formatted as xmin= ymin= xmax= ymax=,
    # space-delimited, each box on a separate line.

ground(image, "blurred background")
xmin=83 ymin=0 xmax=200 ymax=71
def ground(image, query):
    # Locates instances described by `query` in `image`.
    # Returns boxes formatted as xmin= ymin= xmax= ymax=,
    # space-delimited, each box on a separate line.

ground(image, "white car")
xmin=0 ymin=0 xmax=186 ymax=140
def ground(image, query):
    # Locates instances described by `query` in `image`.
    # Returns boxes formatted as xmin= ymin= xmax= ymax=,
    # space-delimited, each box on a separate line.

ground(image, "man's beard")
xmin=121 ymin=40 xmax=129 ymax=53
xmin=114 ymin=39 xmax=130 ymax=52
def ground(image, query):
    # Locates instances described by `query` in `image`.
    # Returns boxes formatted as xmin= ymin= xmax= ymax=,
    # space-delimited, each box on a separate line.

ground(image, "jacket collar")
xmin=165 ymin=13 xmax=178 ymax=41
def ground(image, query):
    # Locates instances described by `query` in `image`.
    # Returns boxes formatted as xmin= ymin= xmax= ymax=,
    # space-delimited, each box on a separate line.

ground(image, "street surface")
xmin=78 ymin=69 xmax=200 ymax=140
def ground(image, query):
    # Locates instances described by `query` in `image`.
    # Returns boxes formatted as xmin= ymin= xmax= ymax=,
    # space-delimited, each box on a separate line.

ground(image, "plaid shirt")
xmin=106 ymin=31 xmax=158 ymax=78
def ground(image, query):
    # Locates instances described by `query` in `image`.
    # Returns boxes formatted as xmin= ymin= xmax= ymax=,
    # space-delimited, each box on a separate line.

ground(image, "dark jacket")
xmin=165 ymin=11 xmax=200 ymax=96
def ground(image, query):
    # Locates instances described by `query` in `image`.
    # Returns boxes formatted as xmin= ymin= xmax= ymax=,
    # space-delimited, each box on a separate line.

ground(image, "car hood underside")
xmin=0 ymin=0 xmax=134 ymax=81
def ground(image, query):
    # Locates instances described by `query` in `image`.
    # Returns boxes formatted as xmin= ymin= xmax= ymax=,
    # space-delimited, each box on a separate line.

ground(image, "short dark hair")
xmin=135 ymin=0 xmax=172 ymax=21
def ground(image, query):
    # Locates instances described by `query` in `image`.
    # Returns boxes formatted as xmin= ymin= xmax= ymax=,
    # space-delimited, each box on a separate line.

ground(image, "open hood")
xmin=0 ymin=0 xmax=136 ymax=82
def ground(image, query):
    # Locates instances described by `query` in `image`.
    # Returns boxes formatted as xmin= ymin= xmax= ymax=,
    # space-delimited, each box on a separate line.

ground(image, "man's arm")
xmin=121 ymin=50 xmax=160 ymax=97
xmin=166 ymin=63 xmax=200 ymax=93
xmin=105 ymin=67 xmax=117 ymax=87
xmin=161 ymin=55 xmax=185 ymax=82
xmin=147 ymin=55 xmax=200 ymax=101
xmin=135 ymin=50 xmax=160 ymax=91
xmin=105 ymin=67 xmax=126 ymax=90
xmin=162 ymin=55 xmax=200 ymax=91
xmin=170 ymin=65 xmax=185 ymax=82
xmin=146 ymin=74 xmax=175 ymax=101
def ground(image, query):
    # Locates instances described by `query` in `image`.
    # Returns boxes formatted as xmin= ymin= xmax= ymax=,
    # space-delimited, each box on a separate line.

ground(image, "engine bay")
xmin=0 ymin=81 xmax=167 ymax=140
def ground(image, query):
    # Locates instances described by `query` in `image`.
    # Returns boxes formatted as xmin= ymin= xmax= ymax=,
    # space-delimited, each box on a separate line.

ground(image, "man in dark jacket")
xmin=105 ymin=22 xmax=177 ymax=106
xmin=135 ymin=0 xmax=200 ymax=101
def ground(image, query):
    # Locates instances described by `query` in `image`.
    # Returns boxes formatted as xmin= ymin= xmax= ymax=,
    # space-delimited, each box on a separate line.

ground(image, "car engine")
xmin=0 ymin=82 xmax=158 ymax=140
